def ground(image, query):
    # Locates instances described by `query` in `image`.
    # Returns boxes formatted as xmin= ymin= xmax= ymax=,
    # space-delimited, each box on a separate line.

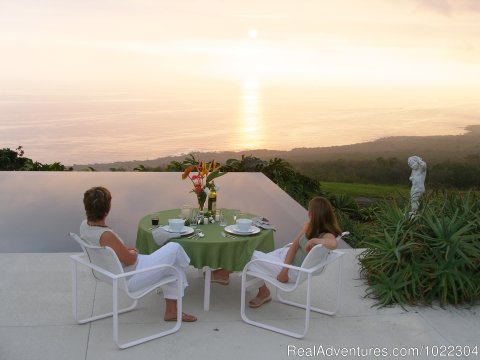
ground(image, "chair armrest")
xmin=244 ymin=258 xmax=310 ymax=274
xmin=315 ymin=250 xmax=345 ymax=269
xmin=243 ymin=248 xmax=345 ymax=275
xmin=71 ymin=254 xmax=181 ymax=281
xmin=70 ymin=253 xmax=118 ymax=279
xmin=120 ymin=264 xmax=180 ymax=279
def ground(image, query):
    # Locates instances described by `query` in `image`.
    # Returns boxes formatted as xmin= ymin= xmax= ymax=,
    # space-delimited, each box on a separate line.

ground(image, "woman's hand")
xmin=304 ymin=239 xmax=318 ymax=253
xmin=305 ymin=233 xmax=338 ymax=251
xmin=277 ymin=268 xmax=289 ymax=283
xmin=99 ymin=232 xmax=138 ymax=266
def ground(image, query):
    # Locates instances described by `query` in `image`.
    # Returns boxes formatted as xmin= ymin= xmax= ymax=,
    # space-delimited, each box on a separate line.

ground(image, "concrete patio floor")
xmin=1 ymin=250 xmax=479 ymax=360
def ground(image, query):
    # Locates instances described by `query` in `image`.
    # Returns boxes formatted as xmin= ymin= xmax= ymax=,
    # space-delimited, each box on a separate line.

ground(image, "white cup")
xmin=168 ymin=218 xmax=185 ymax=232
xmin=236 ymin=218 xmax=252 ymax=232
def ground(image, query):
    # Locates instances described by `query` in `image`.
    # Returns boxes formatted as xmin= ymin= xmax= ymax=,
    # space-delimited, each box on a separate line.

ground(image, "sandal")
xmin=210 ymin=277 xmax=230 ymax=285
xmin=164 ymin=312 xmax=197 ymax=322
xmin=248 ymin=295 xmax=272 ymax=308
xmin=204 ymin=273 xmax=230 ymax=286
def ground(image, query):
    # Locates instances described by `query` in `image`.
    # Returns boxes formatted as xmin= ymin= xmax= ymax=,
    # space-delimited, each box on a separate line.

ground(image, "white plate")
xmin=161 ymin=225 xmax=194 ymax=236
xmin=224 ymin=225 xmax=261 ymax=236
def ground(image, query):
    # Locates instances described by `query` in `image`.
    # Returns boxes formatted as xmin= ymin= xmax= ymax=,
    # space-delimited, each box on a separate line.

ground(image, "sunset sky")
xmin=1 ymin=0 xmax=480 ymax=164
xmin=1 ymin=0 xmax=479 ymax=91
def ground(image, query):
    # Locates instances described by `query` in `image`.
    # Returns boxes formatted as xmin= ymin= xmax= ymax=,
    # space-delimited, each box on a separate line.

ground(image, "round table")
xmin=136 ymin=209 xmax=275 ymax=272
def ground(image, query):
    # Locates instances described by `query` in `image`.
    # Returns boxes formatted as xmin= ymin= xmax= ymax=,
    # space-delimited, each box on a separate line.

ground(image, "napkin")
xmin=152 ymin=227 xmax=181 ymax=247
xmin=252 ymin=217 xmax=276 ymax=231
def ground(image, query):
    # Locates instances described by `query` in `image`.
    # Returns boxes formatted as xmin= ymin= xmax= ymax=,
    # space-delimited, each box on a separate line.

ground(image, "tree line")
xmin=2 ymin=146 xmax=478 ymax=189
xmin=294 ymin=156 xmax=480 ymax=189
xmin=0 ymin=146 xmax=71 ymax=171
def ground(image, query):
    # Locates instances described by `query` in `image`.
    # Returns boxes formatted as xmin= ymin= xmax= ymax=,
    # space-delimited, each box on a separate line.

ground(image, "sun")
xmin=249 ymin=29 xmax=258 ymax=39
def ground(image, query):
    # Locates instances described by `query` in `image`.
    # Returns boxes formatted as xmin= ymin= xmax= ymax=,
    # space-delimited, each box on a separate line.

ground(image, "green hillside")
xmin=72 ymin=125 xmax=480 ymax=171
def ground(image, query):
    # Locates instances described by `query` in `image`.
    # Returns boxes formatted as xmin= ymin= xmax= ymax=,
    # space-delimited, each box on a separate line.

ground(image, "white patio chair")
xmin=240 ymin=232 xmax=348 ymax=338
xmin=69 ymin=232 xmax=182 ymax=349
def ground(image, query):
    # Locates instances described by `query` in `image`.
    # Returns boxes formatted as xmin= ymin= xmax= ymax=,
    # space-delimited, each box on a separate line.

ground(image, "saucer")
xmin=224 ymin=225 xmax=261 ymax=236
xmin=161 ymin=225 xmax=194 ymax=236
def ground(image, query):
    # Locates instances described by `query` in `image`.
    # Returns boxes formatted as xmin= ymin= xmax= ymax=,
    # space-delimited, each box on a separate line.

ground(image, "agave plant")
xmin=335 ymin=211 xmax=368 ymax=248
xmin=359 ymin=191 xmax=480 ymax=307
xmin=328 ymin=193 xmax=359 ymax=214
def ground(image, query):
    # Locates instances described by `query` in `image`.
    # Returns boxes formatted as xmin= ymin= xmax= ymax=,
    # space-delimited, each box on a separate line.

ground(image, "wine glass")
xmin=232 ymin=209 xmax=240 ymax=224
xmin=219 ymin=209 xmax=227 ymax=227
xmin=180 ymin=205 xmax=193 ymax=220
xmin=189 ymin=208 xmax=199 ymax=229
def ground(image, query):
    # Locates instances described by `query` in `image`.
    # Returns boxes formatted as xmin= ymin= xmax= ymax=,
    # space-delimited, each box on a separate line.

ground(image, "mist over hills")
xmin=73 ymin=125 xmax=480 ymax=171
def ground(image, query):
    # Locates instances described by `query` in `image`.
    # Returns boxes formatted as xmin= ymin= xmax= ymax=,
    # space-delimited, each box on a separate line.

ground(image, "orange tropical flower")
xmin=182 ymin=165 xmax=195 ymax=180
xmin=181 ymin=158 xmax=226 ymax=210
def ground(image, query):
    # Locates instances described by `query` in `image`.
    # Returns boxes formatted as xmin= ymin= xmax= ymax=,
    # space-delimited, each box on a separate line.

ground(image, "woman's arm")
xmin=277 ymin=222 xmax=308 ymax=282
xmin=99 ymin=231 xmax=138 ymax=266
xmin=304 ymin=233 xmax=337 ymax=252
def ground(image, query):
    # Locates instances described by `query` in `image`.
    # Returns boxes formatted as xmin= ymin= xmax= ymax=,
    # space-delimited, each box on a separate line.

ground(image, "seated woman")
xmin=212 ymin=196 xmax=341 ymax=308
xmin=80 ymin=186 xmax=196 ymax=322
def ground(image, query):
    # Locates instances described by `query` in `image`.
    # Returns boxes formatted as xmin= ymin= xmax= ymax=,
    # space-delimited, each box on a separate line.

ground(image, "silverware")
xmin=149 ymin=225 xmax=163 ymax=231
xmin=188 ymin=230 xmax=204 ymax=240
xmin=221 ymin=231 xmax=237 ymax=239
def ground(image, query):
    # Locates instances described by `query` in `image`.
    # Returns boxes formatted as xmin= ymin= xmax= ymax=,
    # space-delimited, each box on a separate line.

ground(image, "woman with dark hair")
xmin=246 ymin=196 xmax=341 ymax=308
xmin=80 ymin=186 xmax=196 ymax=322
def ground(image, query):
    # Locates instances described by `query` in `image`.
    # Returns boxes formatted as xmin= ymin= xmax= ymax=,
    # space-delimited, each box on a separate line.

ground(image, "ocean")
xmin=1 ymin=83 xmax=479 ymax=166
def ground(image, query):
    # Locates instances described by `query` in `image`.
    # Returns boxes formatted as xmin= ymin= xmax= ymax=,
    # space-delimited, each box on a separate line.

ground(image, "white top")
xmin=79 ymin=219 xmax=137 ymax=271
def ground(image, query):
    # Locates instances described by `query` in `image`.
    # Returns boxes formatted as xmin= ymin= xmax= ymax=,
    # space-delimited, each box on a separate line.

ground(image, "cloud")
xmin=415 ymin=0 xmax=453 ymax=16
xmin=415 ymin=0 xmax=480 ymax=16
xmin=455 ymin=0 xmax=480 ymax=12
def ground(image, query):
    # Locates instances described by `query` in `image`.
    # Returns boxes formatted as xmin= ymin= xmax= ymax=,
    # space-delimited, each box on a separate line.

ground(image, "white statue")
xmin=408 ymin=155 xmax=427 ymax=215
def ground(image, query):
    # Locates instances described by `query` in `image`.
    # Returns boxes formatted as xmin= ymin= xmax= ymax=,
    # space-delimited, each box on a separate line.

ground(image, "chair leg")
xmin=240 ymin=271 xmax=308 ymax=338
xmin=278 ymin=257 xmax=343 ymax=316
xmin=113 ymin=278 xmax=183 ymax=349
xmin=72 ymin=259 xmax=137 ymax=324
xmin=71 ymin=257 xmax=183 ymax=349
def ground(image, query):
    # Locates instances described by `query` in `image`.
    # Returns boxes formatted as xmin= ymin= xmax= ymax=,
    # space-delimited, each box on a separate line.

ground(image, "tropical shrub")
xmin=328 ymin=193 xmax=359 ymax=214
xmin=0 ymin=146 xmax=70 ymax=171
xmin=324 ymin=193 xmax=364 ymax=247
xmin=221 ymin=155 xmax=323 ymax=208
xmin=359 ymin=191 xmax=480 ymax=307
xmin=335 ymin=211 xmax=369 ymax=248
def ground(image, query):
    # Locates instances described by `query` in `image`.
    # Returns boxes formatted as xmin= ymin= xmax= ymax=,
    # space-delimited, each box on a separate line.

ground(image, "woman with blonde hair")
xmin=80 ymin=186 xmax=196 ymax=322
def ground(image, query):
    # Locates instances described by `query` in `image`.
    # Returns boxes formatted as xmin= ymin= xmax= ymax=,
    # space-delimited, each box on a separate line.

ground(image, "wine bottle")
xmin=207 ymin=183 xmax=217 ymax=213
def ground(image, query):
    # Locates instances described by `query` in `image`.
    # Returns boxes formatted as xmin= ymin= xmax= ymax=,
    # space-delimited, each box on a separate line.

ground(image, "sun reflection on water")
xmin=239 ymin=77 xmax=263 ymax=149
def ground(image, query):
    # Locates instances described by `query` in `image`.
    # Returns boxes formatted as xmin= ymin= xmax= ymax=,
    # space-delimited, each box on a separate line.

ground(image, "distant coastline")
xmin=72 ymin=124 xmax=480 ymax=171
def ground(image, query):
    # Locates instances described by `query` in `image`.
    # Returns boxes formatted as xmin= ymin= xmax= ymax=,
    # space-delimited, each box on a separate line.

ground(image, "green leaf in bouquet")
xmin=206 ymin=170 xmax=226 ymax=184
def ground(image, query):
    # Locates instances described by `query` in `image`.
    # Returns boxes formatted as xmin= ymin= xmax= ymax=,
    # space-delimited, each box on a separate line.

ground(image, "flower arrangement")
xmin=182 ymin=157 xmax=225 ymax=211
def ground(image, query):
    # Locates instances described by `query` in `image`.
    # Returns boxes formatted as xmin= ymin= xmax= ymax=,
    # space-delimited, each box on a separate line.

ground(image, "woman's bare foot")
xmin=164 ymin=312 xmax=197 ymax=322
xmin=248 ymin=284 xmax=271 ymax=308
xmin=164 ymin=299 xmax=197 ymax=322
xmin=211 ymin=268 xmax=230 ymax=285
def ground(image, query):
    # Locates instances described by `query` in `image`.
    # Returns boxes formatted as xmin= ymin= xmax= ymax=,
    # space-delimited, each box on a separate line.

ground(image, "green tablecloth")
xmin=136 ymin=209 xmax=275 ymax=272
